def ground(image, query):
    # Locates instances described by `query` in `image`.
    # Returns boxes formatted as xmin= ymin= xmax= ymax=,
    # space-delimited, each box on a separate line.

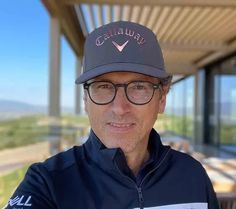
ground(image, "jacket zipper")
xmin=114 ymin=147 xmax=171 ymax=209
xmin=139 ymin=148 xmax=171 ymax=187
xmin=137 ymin=187 xmax=144 ymax=209
xmin=114 ymin=163 xmax=144 ymax=209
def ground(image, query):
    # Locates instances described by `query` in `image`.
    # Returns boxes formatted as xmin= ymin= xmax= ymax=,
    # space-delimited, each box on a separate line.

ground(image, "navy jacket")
xmin=5 ymin=129 xmax=219 ymax=209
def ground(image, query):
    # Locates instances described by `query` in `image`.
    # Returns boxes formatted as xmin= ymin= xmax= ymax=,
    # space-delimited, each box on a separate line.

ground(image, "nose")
xmin=110 ymin=87 xmax=131 ymax=115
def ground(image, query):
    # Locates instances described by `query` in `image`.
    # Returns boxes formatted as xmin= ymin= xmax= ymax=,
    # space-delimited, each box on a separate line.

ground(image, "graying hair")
xmin=159 ymin=75 xmax=173 ymax=94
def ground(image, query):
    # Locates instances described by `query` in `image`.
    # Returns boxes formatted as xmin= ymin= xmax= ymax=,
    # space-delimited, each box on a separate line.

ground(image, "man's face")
xmin=84 ymin=72 xmax=167 ymax=154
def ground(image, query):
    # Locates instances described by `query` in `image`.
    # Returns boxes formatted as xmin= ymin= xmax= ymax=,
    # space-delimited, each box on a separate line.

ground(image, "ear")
xmin=158 ymin=94 xmax=167 ymax=113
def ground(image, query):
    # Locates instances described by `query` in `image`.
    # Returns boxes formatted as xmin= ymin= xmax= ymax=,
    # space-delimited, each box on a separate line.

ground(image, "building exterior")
xmin=165 ymin=54 xmax=236 ymax=155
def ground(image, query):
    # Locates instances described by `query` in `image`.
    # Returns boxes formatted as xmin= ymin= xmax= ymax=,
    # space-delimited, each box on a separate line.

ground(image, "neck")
xmin=124 ymin=145 xmax=150 ymax=176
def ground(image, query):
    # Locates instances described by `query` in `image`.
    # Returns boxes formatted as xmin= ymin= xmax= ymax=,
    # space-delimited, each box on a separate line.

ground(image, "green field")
xmin=156 ymin=114 xmax=194 ymax=139
xmin=0 ymin=114 xmax=89 ymax=151
xmin=0 ymin=116 xmax=48 ymax=150
xmin=0 ymin=166 xmax=28 ymax=208
xmin=157 ymin=114 xmax=236 ymax=144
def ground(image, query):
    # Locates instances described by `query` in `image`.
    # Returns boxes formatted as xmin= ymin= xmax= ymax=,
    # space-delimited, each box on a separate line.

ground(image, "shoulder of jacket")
xmin=169 ymin=149 xmax=205 ymax=170
xmin=31 ymin=145 xmax=85 ymax=173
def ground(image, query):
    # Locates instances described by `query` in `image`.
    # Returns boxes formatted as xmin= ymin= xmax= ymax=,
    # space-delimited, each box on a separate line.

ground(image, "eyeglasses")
xmin=83 ymin=80 xmax=161 ymax=105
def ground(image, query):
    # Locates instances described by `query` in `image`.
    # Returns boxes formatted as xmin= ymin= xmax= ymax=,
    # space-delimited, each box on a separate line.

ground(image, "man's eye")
xmin=97 ymin=84 xmax=112 ymax=89
xmin=132 ymin=84 xmax=146 ymax=90
xmin=136 ymin=85 xmax=145 ymax=89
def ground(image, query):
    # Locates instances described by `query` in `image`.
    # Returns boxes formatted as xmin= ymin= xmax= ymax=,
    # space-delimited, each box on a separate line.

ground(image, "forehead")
xmin=92 ymin=72 xmax=159 ymax=83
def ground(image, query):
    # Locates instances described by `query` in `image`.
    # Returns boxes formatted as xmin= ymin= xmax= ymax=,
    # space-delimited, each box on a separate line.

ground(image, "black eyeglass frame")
xmin=83 ymin=80 xmax=162 ymax=105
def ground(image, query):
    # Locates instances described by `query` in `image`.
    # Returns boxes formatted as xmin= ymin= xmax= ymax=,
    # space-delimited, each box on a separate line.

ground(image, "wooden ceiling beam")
xmin=74 ymin=5 xmax=88 ymax=36
xmin=165 ymin=62 xmax=196 ymax=74
xmin=41 ymin=0 xmax=85 ymax=57
xmin=195 ymin=39 xmax=236 ymax=67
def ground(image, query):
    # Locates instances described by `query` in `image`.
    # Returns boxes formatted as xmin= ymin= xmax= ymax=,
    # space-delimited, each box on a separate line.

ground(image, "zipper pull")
xmin=137 ymin=187 xmax=144 ymax=207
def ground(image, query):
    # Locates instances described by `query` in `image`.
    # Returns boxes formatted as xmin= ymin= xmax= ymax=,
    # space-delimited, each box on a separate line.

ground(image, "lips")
xmin=108 ymin=122 xmax=134 ymax=127
xmin=107 ymin=122 xmax=135 ymax=132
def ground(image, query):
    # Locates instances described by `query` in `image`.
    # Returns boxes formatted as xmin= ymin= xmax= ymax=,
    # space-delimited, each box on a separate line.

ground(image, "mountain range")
xmin=0 ymin=99 xmax=73 ymax=120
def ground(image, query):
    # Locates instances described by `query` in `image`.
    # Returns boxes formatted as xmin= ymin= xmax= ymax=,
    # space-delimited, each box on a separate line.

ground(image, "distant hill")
xmin=0 ymin=99 xmax=74 ymax=120
xmin=0 ymin=99 xmax=47 ymax=113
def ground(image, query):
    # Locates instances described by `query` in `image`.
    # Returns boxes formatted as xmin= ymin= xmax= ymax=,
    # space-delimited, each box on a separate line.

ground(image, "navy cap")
xmin=75 ymin=21 xmax=169 ymax=84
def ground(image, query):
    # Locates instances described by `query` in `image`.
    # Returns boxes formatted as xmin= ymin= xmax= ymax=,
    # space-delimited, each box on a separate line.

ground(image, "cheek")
xmin=83 ymin=93 xmax=88 ymax=113
xmin=86 ymin=102 xmax=96 ymax=119
xmin=137 ymin=104 xmax=158 ymax=129
xmin=85 ymin=101 xmax=106 ymax=126
xmin=86 ymin=105 xmax=101 ymax=132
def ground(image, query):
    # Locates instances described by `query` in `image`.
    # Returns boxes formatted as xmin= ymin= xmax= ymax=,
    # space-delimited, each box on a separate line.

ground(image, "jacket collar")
xmin=83 ymin=128 xmax=169 ymax=174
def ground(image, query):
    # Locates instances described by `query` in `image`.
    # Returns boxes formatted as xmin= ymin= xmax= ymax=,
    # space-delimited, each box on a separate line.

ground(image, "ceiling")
xmin=41 ymin=0 xmax=236 ymax=76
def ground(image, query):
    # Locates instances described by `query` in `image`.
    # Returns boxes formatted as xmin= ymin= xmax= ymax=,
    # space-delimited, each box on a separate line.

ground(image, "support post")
xmin=48 ymin=17 xmax=61 ymax=155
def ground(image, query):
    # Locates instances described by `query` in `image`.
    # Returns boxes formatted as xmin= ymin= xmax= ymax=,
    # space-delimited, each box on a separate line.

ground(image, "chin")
xmin=107 ymin=140 xmax=137 ymax=153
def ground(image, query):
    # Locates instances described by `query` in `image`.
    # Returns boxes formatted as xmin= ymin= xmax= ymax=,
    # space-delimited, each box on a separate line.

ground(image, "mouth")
xmin=109 ymin=122 xmax=134 ymax=127
xmin=107 ymin=122 xmax=135 ymax=132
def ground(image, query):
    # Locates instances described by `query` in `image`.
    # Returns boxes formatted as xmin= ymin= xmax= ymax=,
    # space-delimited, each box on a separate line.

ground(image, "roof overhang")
xmin=41 ymin=0 xmax=236 ymax=76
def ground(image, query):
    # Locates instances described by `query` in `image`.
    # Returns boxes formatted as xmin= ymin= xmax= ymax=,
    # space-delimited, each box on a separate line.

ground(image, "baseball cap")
xmin=75 ymin=21 xmax=169 ymax=84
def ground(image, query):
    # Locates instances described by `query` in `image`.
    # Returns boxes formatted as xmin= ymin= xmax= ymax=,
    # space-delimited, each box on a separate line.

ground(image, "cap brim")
xmin=75 ymin=63 xmax=169 ymax=84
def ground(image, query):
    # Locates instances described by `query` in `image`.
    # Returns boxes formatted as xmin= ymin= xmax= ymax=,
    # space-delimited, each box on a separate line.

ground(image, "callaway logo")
xmin=112 ymin=40 xmax=129 ymax=52
xmin=96 ymin=27 xmax=146 ymax=46
xmin=5 ymin=195 xmax=32 ymax=208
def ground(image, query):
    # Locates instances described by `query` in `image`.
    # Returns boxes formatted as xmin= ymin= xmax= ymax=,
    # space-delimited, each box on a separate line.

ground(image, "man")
xmin=5 ymin=21 xmax=219 ymax=209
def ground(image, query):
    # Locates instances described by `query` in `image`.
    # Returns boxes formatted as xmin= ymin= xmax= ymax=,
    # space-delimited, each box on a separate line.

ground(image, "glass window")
xmin=163 ymin=76 xmax=195 ymax=140
xmin=185 ymin=77 xmax=194 ymax=139
xmin=162 ymin=85 xmax=174 ymax=131
xmin=207 ymin=55 xmax=236 ymax=154
xmin=172 ymin=81 xmax=185 ymax=136
xmin=220 ymin=75 xmax=236 ymax=153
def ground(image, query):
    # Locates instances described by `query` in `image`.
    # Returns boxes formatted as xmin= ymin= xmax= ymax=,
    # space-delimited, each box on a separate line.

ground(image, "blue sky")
xmin=0 ymin=0 xmax=76 ymax=108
